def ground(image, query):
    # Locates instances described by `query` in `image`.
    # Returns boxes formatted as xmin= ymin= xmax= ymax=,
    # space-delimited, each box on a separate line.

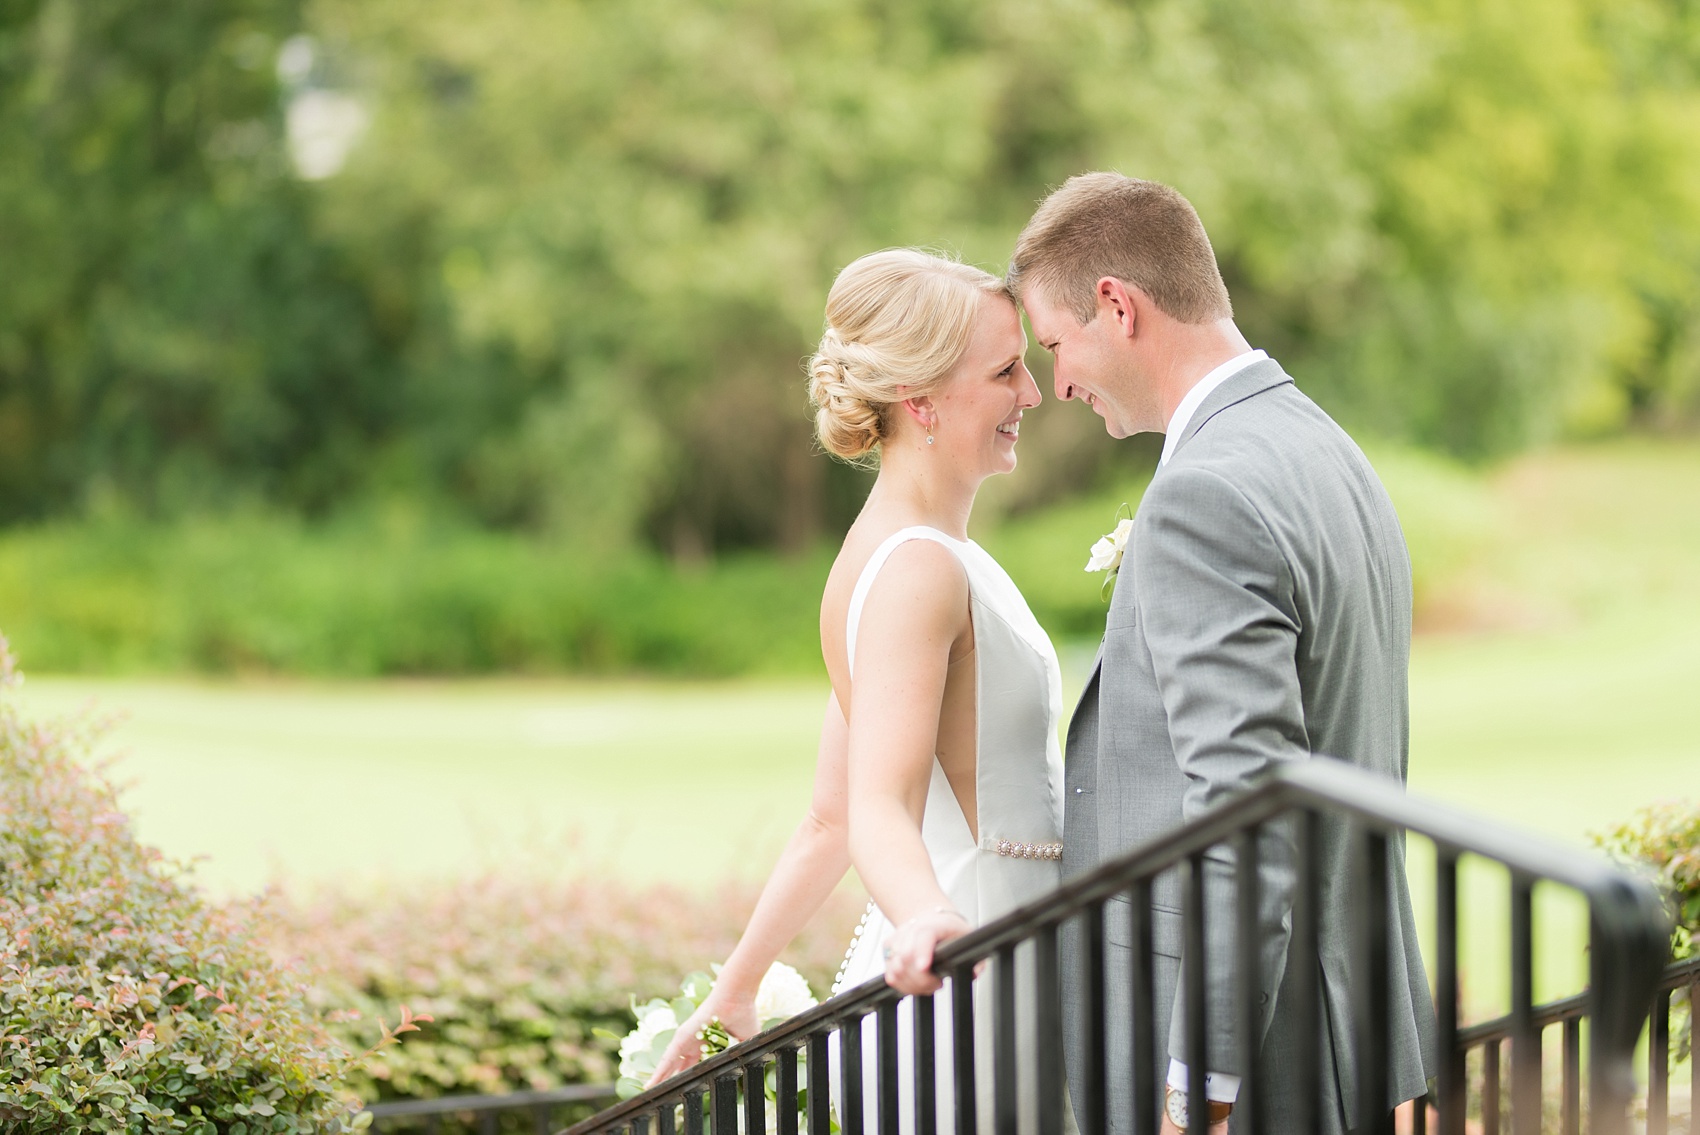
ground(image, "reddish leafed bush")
xmin=1597 ymin=799 xmax=1699 ymax=1062
xmin=0 ymin=638 xmax=375 ymax=1133
xmin=264 ymin=870 xmax=863 ymax=1104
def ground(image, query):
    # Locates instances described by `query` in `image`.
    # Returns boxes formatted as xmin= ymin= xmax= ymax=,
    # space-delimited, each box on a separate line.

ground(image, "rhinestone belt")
xmin=994 ymin=838 xmax=1063 ymax=861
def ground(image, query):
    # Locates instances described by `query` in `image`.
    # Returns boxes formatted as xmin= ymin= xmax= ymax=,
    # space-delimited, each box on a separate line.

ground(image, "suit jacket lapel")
xmin=1169 ymin=357 xmax=1293 ymax=462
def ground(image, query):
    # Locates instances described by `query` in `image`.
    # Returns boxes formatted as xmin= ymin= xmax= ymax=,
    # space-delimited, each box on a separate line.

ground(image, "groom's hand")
xmin=882 ymin=908 xmax=971 ymax=996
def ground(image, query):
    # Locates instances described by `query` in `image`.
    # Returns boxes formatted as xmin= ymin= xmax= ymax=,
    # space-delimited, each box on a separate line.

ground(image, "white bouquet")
xmin=611 ymin=962 xmax=818 ymax=1101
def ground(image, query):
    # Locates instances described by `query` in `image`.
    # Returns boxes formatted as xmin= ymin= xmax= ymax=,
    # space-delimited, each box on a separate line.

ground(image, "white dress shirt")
xmin=1159 ymin=349 xmax=1268 ymax=467
xmin=1159 ymin=348 xmax=1265 ymax=1106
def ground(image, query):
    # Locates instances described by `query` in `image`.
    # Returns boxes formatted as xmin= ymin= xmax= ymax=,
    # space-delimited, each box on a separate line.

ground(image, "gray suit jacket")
xmin=1061 ymin=359 xmax=1438 ymax=1133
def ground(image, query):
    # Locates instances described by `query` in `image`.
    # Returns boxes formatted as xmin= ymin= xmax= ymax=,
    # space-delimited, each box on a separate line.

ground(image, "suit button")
xmin=1074 ymin=787 xmax=1084 ymax=794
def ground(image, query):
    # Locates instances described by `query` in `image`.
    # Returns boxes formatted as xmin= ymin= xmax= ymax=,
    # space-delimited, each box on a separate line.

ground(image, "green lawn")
xmin=11 ymin=675 xmax=831 ymax=895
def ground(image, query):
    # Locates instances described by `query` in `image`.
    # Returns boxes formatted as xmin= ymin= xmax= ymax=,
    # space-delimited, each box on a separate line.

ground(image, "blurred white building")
xmin=277 ymin=35 xmax=367 ymax=180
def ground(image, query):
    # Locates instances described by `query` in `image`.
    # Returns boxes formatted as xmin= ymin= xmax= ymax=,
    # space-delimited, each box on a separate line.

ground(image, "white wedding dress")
xmin=828 ymin=526 xmax=1066 ymax=1135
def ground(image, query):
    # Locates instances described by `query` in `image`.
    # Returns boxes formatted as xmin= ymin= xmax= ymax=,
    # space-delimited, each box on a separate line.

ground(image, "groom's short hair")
xmin=1009 ymin=173 xmax=1232 ymax=325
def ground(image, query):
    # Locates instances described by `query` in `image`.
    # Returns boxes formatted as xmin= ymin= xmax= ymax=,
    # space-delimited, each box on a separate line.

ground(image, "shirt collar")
xmin=1159 ymin=349 xmax=1268 ymax=466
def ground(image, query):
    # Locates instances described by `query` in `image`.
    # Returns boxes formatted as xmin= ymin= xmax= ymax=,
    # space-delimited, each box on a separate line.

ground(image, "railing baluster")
xmin=1292 ymin=810 xmax=1320 ymax=1135
xmin=951 ymin=963 xmax=977 ymax=1135
xmin=995 ymin=945 xmax=1018 ymax=1135
xmin=1586 ymin=886 xmax=1670 ymax=1135
xmin=1079 ymin=904 xmax=1107 ymax=1135
xmin=1184 ymin=852 xmax=1208 ymax=1135
xmin=878 ymin=998 xmax=900 ymax=1135
xmin=1561 ymin=1016 xmax=1580 ymax=1135
xmin=1510 ymin=875 xmax=1539 ymax=1135
xmin=842 ymin=1015 xmax=865 ymax=1135
xmin=634 ymin=1113 xmax=651 ymax=1135
xmin=1129 ymin=881 xmax=1158 ymax=1135
xmin=1035 ymin=922 xmax=1064 ymax=1135
xmin=1692 ymin=974 xmax=1699 ymax=1135
xmin=1355 ymin=826 xmax=1392 ymax=1135
xmin=1435 ymin=844 xmax=1462 ymax=1135
xmin=685 ymin=1088 xmax=705 ymax=1135
xmin=777 ymin=1046 xmax=799 ymax=1135
xmin=1234 ymin=827 xmax=1263 ymax=1135
xmin=540 ymin=1104 xmax=560 ymax=1135
xmin=914 ymin=994 xmax=936 ymax=1135
xmin=714 ymin=1074 xmax=739 ymax=1135
xmin=1649 ymin=989 xmax=1670 ymax=1135
xmin=808 ymin=1031 xmax=831 ymax=1135
xmin=744 ymin=1059 xmax=767 ymax=1135
xmin=661 ymin=1097 xmax=678 ymax=1135
xmin=1483 ymin=1040 xmax=1501 ymax=1135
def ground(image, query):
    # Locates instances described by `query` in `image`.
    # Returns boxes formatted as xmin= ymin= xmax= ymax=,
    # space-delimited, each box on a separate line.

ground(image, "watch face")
xmin=1165 ymin=1088 xmax=1188 ymax=1129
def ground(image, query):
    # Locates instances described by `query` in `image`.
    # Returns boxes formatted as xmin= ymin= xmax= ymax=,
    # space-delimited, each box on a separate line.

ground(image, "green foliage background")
xmin=4 ymin=0 xmax=1699 ymax=563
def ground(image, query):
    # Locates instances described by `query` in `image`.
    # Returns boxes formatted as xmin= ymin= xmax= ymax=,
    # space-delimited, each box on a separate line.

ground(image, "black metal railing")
xmin=559 ymin=759 xmax=1672 ymax=1135
xmin=353 ymin=960 xmax=1697 ymax=1135
xmin=362 ymin=1084 xmax=617 ymax=1134
xmin=1453 ymin=954 xmax=1698 ymax=1135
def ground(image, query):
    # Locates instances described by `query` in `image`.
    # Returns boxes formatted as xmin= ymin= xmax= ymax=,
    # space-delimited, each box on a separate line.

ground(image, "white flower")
xmin=1085 ymin=517 xmax=1134 ymax=574
xmin=753 ymin=961 xmax=817 ymax=1025
xmin=618 ymin=999 xmax=678 ymax=1079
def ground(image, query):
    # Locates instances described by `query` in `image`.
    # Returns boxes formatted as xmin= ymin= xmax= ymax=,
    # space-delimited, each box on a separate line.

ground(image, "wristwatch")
xmin=1164 ymin=1084 xmax=1233 ymax=1130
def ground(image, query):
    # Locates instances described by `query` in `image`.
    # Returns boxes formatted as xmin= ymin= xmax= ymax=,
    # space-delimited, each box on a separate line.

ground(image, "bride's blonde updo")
xmin=808 ymin=249 xmax=1010 ymax=462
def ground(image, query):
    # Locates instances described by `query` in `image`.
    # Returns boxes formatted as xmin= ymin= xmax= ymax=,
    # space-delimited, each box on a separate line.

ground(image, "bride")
xmin=648 ymin=249 xmax=1066 ymax=1128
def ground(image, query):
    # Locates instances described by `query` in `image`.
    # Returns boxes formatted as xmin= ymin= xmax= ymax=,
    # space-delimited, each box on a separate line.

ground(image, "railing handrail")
xmin=1453 ymin=954 xmax=1700 ymax=1048
xmin=564 ymin=758 xmax=1672 ymax=1135
xmin=362 ymin=1083 xmax=617 ymax=1121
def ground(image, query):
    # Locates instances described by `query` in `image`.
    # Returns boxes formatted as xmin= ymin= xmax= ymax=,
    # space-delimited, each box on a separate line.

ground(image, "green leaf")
xmin=647 ymin=1028 xmax=677 ymax=1059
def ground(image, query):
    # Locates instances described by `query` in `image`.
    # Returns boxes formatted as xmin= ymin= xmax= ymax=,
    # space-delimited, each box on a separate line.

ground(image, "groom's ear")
xmin=1096 ymin=277 xmax=1140 ymax=339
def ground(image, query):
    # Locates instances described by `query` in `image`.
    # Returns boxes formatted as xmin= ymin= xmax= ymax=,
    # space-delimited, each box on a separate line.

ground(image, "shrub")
xmin=0 ymin=513 xmax=828 ymax=679
xmin=0 ymin=638 xmax=382 ymax=1133
xmin=1596 ymin=799 xmax=1700 ymax=960
xmin=1596 ymin=798 xmax=1699 ymax=1060
xmin=262 ymin=874 xmax=862 ymax=1106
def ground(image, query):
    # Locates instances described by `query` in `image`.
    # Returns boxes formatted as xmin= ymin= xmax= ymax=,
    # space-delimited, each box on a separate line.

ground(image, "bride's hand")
xmin=883 ymin=908 xmax=971 ymax=996
xmin=644 ymin=989 xmax=762 ymax=1089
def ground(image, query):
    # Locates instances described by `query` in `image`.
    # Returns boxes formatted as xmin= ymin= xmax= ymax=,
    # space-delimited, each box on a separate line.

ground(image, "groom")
xmin=1009 ymin=173 xmax=1437 ymax=1134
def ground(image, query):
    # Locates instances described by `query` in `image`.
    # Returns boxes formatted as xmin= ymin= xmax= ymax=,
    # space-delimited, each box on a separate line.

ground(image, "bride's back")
xmin=818 ymin=506 xmax=981 ymax=836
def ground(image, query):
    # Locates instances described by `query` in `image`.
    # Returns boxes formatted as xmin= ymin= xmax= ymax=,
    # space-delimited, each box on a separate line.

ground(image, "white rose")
xmin=618 ymin=1000 xmax=679 ymax=1079
xmin=1085 ymin=517 xmax=1134 ymax=574
xmin=753 ymin=961 xmax=817 ymax=1024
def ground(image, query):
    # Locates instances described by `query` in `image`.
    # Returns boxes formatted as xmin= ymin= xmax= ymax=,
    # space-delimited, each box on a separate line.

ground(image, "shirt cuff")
xmin=1166 ymin=1059 xmax=1241 ymax=1104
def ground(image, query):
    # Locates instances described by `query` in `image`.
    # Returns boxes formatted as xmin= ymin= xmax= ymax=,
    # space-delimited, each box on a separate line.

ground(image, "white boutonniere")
xmin=1085 ymin=505 xmax=1134 ymax=601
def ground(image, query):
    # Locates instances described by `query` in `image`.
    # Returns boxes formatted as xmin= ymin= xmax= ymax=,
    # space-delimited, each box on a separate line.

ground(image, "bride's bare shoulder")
xmin=819 ymin=524 xmax=881 ymax=634
xmin=824 ymin=528 xmax=966 ymax=630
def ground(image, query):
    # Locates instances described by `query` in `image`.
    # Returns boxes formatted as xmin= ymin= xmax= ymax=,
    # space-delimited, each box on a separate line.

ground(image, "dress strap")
xmin=845 ymin=526 xmax=967 ymax=678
